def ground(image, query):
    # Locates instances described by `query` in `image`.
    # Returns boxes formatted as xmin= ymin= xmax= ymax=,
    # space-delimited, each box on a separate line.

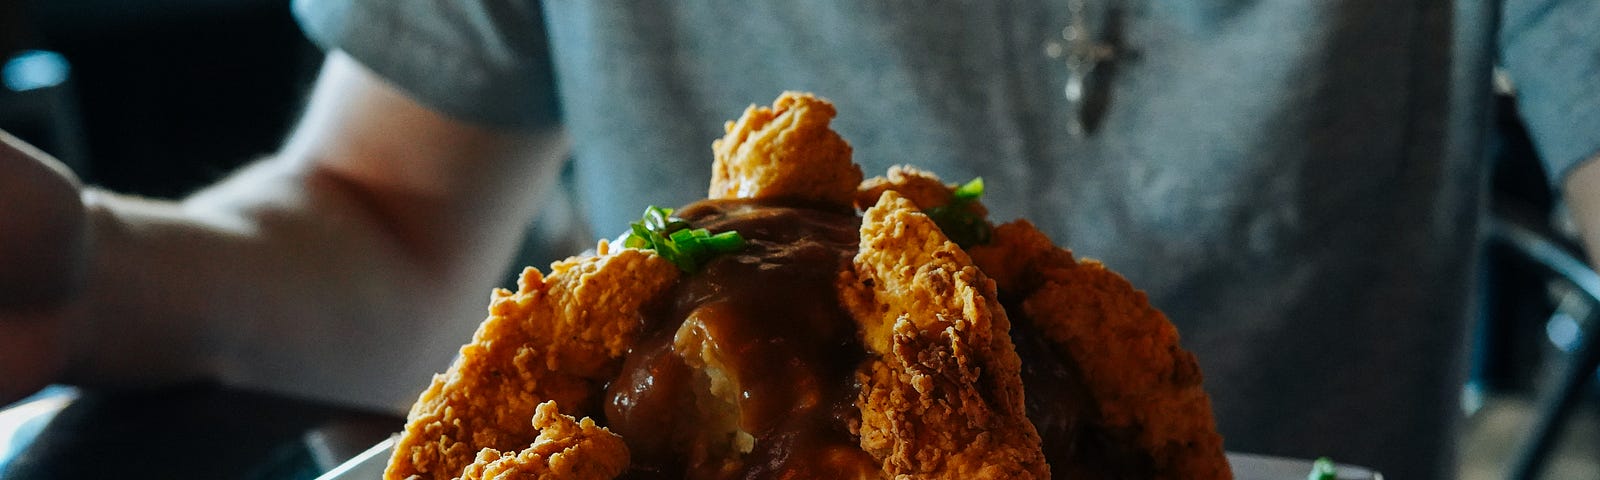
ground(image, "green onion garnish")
xmin=1308 ymin=457 xmax=1336 ymax=480
xmin=953 ymin=177 xmax=985 ymax=201
xmin=621 ymin=206 xmax=746 ymax=273
xmin=924 ymin=177 xmax=992 ymax=248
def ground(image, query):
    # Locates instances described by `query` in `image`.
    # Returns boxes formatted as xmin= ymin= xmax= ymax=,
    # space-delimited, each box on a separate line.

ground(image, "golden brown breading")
xmin=385 ymin=245 xmax=679 ymax=480
xmin=839 ymin=191 xmax=1049 ymax=479
xmin=969 ymin=221 xmax=1231 ymax=480
xmin=966 ymin=220 xmax=1074 ymax=297
xmin=456 ymin=401 xmax=631 ymax=480
xmin=854 ymin=165 xmax=987 ymax=220
xmin=710 ymin=91 xmax=862 ymax=208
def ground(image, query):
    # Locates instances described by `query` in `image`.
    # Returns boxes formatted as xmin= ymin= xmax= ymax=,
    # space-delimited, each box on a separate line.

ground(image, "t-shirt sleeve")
xmin=291 ymin=0 xmax=559 ymax=128
xmin=1499 ymin=0 xmax=1600 ymax=185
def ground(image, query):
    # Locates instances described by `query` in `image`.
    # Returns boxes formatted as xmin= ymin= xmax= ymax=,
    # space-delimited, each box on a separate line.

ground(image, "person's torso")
xmin=540 ymin=2 xmax=1494 ymax=476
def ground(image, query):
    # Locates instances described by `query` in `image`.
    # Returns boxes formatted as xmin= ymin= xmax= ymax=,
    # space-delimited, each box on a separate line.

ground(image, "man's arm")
xmin=1562 ymin=153 xmax=1600 ymax=262
xmin=0 ymin=131 xmax=88 ymax=402
xmin=1 ymin=52 xmax=568 ymax=410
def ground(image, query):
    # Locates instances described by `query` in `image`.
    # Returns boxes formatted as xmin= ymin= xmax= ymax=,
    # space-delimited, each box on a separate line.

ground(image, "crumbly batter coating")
xmin=457 ymin=401 xmax=631 ymax=480
xmin=854 ymin=165 xmax=986 ymax=220
xmin=385 ymin=246 xmax=678 ymax=480
xmin=710 ymin=91 xmax=862 ymax=208
xmin=840 ymin=191 xmax=1049 ymax=479
xmin=970 ymin=221 xmax=1232 ymax=480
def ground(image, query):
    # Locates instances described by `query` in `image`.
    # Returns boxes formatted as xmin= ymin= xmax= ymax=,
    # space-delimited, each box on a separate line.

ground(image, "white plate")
xmin=317 ymin=436 xmax=1382 ymax=480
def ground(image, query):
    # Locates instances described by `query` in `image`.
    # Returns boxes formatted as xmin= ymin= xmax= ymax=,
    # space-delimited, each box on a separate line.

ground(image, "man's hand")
xmin=0 ymin=131 xmax=87 ymax=403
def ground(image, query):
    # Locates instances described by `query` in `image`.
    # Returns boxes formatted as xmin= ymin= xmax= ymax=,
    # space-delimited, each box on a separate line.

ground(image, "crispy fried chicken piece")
xmin=854 ymin=165 xmax=987 ymax=220
xmin=710 ymin=91 xmax=862 ymax=208
xmin=966 ymin=220 xmax=1071 ymax=297
xmin=386 ymin=244 xmax=679 ymax=480
xmin=839 ymin=190 xmax=1049 ymax=479
xmin=456 ymin=401 xmax=631 ymax=480
xmin=969 ymin=221 xmax=1232 ymax=480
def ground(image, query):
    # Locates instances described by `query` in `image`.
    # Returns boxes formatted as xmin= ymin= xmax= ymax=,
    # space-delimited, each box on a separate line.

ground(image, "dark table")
xmin=0 ymin=382 xmax=402 ymax=479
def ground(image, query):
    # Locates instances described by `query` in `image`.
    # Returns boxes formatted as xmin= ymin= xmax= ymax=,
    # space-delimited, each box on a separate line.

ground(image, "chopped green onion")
xmin=645 ymin=206 xmax=672 ymax=230
xmin=668 ymin=228 xmax=697 ymax=244
xmin=620 ymin=205 xmax=748 ymax=273
xmin=1308 ymin=457 xmax=1336 ymax=480
xmin=705 ymin=231 xmax=745 ymax=252
xmin=924 ymin=177 xmax=992 ymax=248
xmin=669 ymin=229 xmax=704 ymax=258
xmin=953 ymin=177 xmax=985 ymax=201
xmin=624 ymin=233 xmax=648 ymax=249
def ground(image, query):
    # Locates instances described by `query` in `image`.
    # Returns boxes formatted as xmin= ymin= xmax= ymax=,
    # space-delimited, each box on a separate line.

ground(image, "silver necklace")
xmin=1043 ymin=0 xmax=1127 ymax=136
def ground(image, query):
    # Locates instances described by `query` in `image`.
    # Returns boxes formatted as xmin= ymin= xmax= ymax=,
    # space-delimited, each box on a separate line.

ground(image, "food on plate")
xmin=384 ymin=92 xmax=1230 ymax=479
xmin=456 ymin=402 xmax=631 ymax=480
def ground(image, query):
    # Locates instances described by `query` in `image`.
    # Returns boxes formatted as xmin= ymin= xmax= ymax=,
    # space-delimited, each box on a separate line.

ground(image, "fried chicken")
xmin=385 ymin=247 xmax=679 ymax=480
xmin=854 ymin=165 xmax=986 ymax=221
xmin=457 ymin=401 xmax=631 ymax=480
xmin=710 ymin=91 xmax=862 ymax=207
xmin=840 ymin=190 xmax=1049 ymax=479
xmin=859 ymin=166 xmax=1230 ymax=479
xmin=969 ymin=221 xmax=1232 ymax=480
xmin=386 ymin=92 xmax=1230 ymax=480
xmin=597 ymin=92 xmax=881 ymax=478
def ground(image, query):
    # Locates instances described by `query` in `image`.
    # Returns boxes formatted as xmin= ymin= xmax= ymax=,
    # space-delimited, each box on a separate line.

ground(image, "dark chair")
xmin=1488 ymin=214 xmax=1600 ymax=480
xmin=1 ymin=49 xmax=89 ymax=174
xmin=1 ymin=0 xmax=88 ymax=175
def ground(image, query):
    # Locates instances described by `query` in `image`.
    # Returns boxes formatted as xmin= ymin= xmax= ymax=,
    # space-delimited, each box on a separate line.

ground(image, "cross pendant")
xmin=1044 ymin=7 xmax=1123 ymax=136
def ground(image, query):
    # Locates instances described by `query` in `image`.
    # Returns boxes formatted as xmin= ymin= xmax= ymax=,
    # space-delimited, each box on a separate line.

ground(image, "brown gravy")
xmin=604 ymin=199 xmax=875 ymax=479
xmin=601 ymin=199 xmax=1117 ymax=478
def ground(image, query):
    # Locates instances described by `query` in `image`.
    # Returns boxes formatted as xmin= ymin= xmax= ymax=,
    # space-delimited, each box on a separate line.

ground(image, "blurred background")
xmin=1 ymin=1 xmax=1598 ymax=479
xmin=1 ymin=0 xmax=319 ymax=199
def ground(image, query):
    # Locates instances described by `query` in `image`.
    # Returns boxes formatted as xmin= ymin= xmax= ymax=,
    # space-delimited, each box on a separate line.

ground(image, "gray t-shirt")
xmin=294 ymin=1 xmax=1600 ymax=478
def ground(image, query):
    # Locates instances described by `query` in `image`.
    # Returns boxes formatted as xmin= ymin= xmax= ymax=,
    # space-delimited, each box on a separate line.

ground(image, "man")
xmin=3 ymin=1 xmax=1598 ymax=478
